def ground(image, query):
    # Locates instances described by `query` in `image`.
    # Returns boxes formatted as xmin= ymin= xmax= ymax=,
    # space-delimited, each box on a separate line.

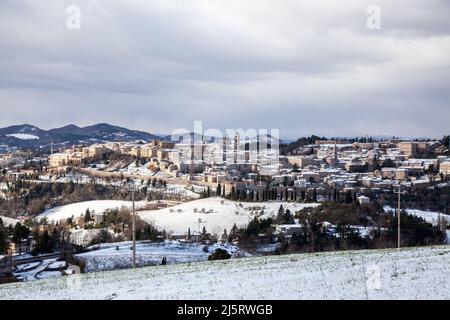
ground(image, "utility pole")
xmin=397 ymin=184 xmax=401 ymax=249
xmin=132 ymin=183 xmax=136 ymax=268
xmin=128 ymin=178 xmax=137 ymax=269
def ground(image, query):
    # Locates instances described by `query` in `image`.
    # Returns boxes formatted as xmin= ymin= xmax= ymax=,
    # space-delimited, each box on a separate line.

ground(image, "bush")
xmin=208 ymin=248 xmax=231 ymax=261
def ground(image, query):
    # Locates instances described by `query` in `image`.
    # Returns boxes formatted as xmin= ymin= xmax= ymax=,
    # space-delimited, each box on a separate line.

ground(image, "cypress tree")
xmin=85 ymin=208 xmax=91 ymax=222
xmin=216 ymin=184 xmax=222 ymax=197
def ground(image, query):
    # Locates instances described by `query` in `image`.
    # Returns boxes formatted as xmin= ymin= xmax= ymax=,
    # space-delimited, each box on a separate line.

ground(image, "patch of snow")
xmin=13 ymin=258 xmax=60 ymax=282
xmin=0 ymin=216 xmax=20 ymax=227
xmin=36 ymin=200 xmax=150 ymax=223
xmin=14 ymin=262 xmax=41 ymax=273
xmin=76 ymin=240 xmax=248 ymax=272
xmin=6 ymin=133 xmax=39 ymax=140
xmin=69 ymin=229 xmax=104 ymax=247
xmin=47 ymin=261 xmax=67 ymax=270
xmin=383 ymin=206 xmax=450 ymax=226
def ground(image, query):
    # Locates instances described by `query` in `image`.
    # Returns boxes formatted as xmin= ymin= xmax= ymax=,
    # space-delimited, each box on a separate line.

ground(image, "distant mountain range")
xmin=0 ymin=123 xmax=289 ymax=152
xmin=0 ymin=123 xmax=167 ymax=150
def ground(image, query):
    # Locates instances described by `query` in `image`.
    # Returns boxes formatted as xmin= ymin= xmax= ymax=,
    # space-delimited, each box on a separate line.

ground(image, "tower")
xmin=222 ymin=137 xmax=227 ymax=162
xmin=234 ymin=133 xmax=240 ymax=163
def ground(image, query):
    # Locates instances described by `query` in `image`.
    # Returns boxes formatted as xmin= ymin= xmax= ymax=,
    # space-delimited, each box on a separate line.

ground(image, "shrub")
xmin=208 ymin=248 xmax=231 ymax=261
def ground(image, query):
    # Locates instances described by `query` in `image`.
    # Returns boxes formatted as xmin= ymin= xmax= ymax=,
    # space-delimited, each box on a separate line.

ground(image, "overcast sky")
xmin=0 ymin=0 xmax=449 ymax=138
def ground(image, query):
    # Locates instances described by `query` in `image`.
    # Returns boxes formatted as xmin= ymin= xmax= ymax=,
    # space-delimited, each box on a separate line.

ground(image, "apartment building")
xmin=398 ymin=142 xmax=417 ymax=157
xmin=82 ymin=145 xmax=105 ymax=158
xmin=49 ymin=153 xmax=71 ymax=167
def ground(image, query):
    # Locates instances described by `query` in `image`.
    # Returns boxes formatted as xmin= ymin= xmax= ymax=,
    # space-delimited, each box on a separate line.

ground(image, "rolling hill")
xmin=0 ymin=123 xmax=166 ymax=150
xmin=1 ymin=245 xmax=448 ymax=300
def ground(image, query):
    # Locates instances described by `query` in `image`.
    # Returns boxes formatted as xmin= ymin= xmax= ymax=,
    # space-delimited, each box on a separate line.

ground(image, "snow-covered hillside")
xmin=76 ymin=240 xmax=248 ymax=272
xmin=1 ymin=245 xmax=449 ymax=300
xmin=36 ymin=200 xmax=149 ymax=223
xmin=0 ymin=215 xmax=20 ymax=227
xmin=384 ymin=206 xmax=450 ymax=225
xmin=139 ymin=197 xmax=319 ymax=235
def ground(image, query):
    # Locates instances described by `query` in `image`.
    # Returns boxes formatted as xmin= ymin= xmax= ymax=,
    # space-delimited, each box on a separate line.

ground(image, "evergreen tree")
xmin=283 ymin=209 xmax=295 ymax=224
xmin=51 ymin=228 xmax=60 ymax=250
xmin=34 ymin=230 xmax=53 ymax=254
xmin=230 ymin=186 xmax=236 ymax=199
xmin=275 ymin=205 xmax=285 ymax=223
xmin=222 ymin=228 xmax=228 ymax=240
xmin=12 ymin=222 xmax=30 ymax=246
xmin=84 ymin=208 xmax=91 ymax=222
xmin=0 ymin=227 xmax=8 ymax=255
xmin=345 ymin=191 xmax=352 ymax=204
xmin=229 ymin=223 xmax=238 ymax=242
xmin=216 ymin=184 xmax=222 ymax=197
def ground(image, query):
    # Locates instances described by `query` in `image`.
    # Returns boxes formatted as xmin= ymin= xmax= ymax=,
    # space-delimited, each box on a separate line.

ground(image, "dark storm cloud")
xmin=0 ymin=0 xmax=449 ymax=138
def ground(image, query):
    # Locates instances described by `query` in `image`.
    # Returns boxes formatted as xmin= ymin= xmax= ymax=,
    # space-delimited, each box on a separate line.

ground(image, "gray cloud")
xmin=0 ymin=0 xmax=449 ymax=138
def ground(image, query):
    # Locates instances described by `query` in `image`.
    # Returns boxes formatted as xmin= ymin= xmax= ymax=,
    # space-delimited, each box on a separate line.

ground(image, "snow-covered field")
xmin=146 ymin=184 xmax=201 ymax=199
xmin=384 ymin=206 xmax=450 ymax=226
xmin=1 ymin=245 xmax=449 ymax=300
xmin=139 ymin=197 xmax=319 ymax=235
xmin=0 ymin=215 xmax=20 ymax=227
xmin=76 ymin=240 xmax=248 ymax=272
xmin=36 ymin=200 xmax=150 ymax=223
xmin=13 ymin=258 xmax=66 ymax=282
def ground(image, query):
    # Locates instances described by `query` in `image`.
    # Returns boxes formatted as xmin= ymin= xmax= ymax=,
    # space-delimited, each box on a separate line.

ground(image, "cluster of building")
xmin=49 ymin=134 xmax=279 ymax=185
xmin=46 ymin=137 xmax=450 ymax=198
xmin=49 ymin=145 xmax=107 ymax=167
xmin=283 ymin=140 xmax=450 ymax=196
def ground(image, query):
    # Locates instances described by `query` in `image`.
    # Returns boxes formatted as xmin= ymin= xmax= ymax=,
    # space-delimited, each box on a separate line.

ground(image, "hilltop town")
xmin=1 ymin=125 xmax=449 ymax=284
